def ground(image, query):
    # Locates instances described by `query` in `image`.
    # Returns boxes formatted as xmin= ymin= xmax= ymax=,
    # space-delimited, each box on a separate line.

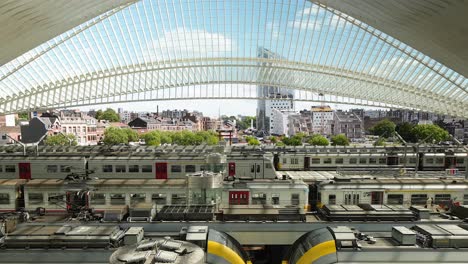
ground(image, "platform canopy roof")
xmin=0 ymin=0 xmax=466 ymax=117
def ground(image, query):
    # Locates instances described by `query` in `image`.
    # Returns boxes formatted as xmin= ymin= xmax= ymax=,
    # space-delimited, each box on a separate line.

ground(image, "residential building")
xmin=0 ymin=126 xmax=21 ymax=145
xmin=21 ymin=110 xmax=104 ymax=146
xmin=311 ymin=105 xmax=334 ymax=136
xmin=0 ymin=114 xmax=17 ymax=127
xmin=256 ymin=47 xmax=294 ymax=134
xmin=332 ymin=110 xmax=364 ymax=139
xmin=128 ymin=117 xmax=197 ymax=133
xmin=59 ymin=110 xmax=98 ymax=145
xmin=20 ymin=115 xmax=61 ymax=144
xmin=271 ymin=109 xmax=294 ymax=136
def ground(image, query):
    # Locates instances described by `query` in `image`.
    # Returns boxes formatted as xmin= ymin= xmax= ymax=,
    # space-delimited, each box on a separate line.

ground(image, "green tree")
xmin=331 ymin=134 xmax=350 ymax=146
xmin=95 ymin=110 xmax=103 ymax=120
xmin=269 ymin=136 xmax=278 ymax=144
xmin=307 ymin=134 xmax=329 ymax=146
xmin=373 ymin=138 xmax=386 ymax=146
xmin=159 ymin=132 xmax=173 ymax=145
xmin=276 ymin=141 xmax=286 ymax=147
xmin=282 ymin=134 xmax=303 ymax=146
xmin=96 ymin=108 xmax=120 ymax=122
xmin=396 ymin=122 xmax=417 ymax=143
xmin=103 ymin=127 xmax=128 ymax=145
xmin=123 ymin=128 xmax=139 ymax=142
xmin=141 ymin=131 xmax=161 ymax=146
xmin=45 ymin=134 xmax=78 ymax=146
xmin=412 ymin=124 xmax=449 ymax=143
xmin=370 ymin=119 xmax=396 ymax=138
xmin=238 ymin=116 xmax=256 ymax=130
xmin=246 ymin=136 xmax=260 ymax=146
xmin=18 ymin=112 xmax=29 ymax=120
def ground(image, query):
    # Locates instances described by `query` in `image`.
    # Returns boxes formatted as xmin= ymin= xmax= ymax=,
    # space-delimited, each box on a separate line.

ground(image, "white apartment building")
xmin=266 ymin=100 xmax=294 ymax=133
xmin=271 ymin=109 xmax=295 ymax=136
xmin=311 ymin=106 xmax=334 ymax=135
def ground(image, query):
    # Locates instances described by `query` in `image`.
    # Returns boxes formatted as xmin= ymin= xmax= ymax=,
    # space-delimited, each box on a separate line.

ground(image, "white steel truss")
xmin=0 ymin=0 xmax=466 ymax=117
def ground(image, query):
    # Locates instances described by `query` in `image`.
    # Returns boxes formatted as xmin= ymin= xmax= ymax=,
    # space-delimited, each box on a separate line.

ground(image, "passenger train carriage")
xmin=314 ymin=178 xmax=468 ymax=208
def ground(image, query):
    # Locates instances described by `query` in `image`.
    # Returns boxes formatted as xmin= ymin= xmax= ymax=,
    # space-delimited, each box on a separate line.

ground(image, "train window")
xmin=48 ymin=193 xmax=64 ymax=204
xmin=142 ymin=165 xmax=152 ymax=173
xmin=46 ymin=165 xmax=58 ymax=173
xmin=265 ymin=163 xmax=272 ymax=169
xmin=115 ymin=165 xmax=126 ymax=173
xmin=435 ymin=158 xmax=444 ymax=164
xmin=252 ymin=193 xmax=267 ymax=205
xmin=130 ymin=193 xmax=146 ymax=204
xmin=171 ymin=194 xmax=186 ymax=205
xmin=251 ymin=165 xmax=255 ymax=173
xmin=171 ymin=165 xmax=182 ymax=173
xmin=464 ymin=194 xmax=468 ymax=205
xmin=200 ymin=165 xmax=207 ymax=171
xmin=359 ymin=158 xmax=367 ymax=164
xmin=409 ymin=158 xmax=417 ymax=164
xmin=311 ymin=158 xmax=320 ymax=164
xmin=379 ymin=158 xmax=386 ymax=164
xmin=291 ymin=194 xmax=300 ymax=206
xmin=0 ymin=166 xmax=2 ymax=172
xmin=60 ymin=165 xmax=71 ymax=173
xmin=335 ymin=158 xmax=343 ymax=164
xmin=426 ymin=158 xmax=434 ymax=164
xmin=152 ymin=194 xmax=167 ymax=205
xmin=291 ymin=158 xmax=299 ymax=164
xmin=102 ymin=165 xmax=113 ymax=173
xmin=91 ymin=193 xmax=106 ymax=205
xmin=129 ymin=165 xmax=139 ymax=173
xmin=28 ymin=193 xmax=44 ymax=204
xmin=282 ymin=158 xmax=287 ymax=164
xmin=349 ymin=158 xmax=357 ymax=164
xmin=257 ymin=164 xmax=261 ymax=173
xmin=434 ymin=194 xmax=451 ymax=204
xmin=456 ymin=158 xmax=465 ymax=164
xmin=411 ymin=194 xmax=427 ymax=205
xmin=185 ymin=165 xmax=196 ymax=173
xmin=324 ymin=158 xmax=332 ymax=164
xmin=272 ymin=194 xmax=280 ymax=205
xmin=110 ymin=194 xmax=126 ymax=205
xmin=369 ymin=158 xmax=377 ymax=164
xmin=329 ymin=194 xmax=336 ymax=205
xmin=387 ymin=194 xmax=403 ymax=205
xmin=5 ymin=165 xmax=15 ymax=173
xmin=0 ymin=193 xmax=9 ymax=204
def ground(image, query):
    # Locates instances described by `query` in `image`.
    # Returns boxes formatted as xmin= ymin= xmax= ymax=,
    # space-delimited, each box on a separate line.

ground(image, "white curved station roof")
xmin=0 ymin=0 xmax=466 ymax=117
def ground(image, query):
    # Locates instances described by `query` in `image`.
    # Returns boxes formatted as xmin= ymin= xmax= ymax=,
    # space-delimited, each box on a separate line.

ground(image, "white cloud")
xmin=144 ymin=28 xmax=234 ymax=61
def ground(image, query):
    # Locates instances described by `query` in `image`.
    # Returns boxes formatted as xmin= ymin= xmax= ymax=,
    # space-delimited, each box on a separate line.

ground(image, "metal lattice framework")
xmin=0 ymin=0 xmax=467 ymax=117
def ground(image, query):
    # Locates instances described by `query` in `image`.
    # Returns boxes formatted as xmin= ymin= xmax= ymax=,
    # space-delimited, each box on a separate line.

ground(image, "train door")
xmin=228 ymin=191 xmax=249 ymax=205
xmin=304 ymin=157 xmax=310 ymax=170
xmin=344 ymin=192 xmax=360 ymax=205
xmin=18 ymin=163 xmax=31 ymax=180
xmin=16 ymin=185 xmax=25 ymax=209
xmin=371 ymin=192 xmax=384 ymax=205
xmin=228 ymin=162 xmax=236 ymax=177
xmin=445 ymin=156 xmax=456 ymax=169
xmin=387 ymin=155 xmax=399 ymax=166
xmin=155 ymin=162 xmax=168 ymax=179
xmin=250 ymin=163 xmax=262 ymax=179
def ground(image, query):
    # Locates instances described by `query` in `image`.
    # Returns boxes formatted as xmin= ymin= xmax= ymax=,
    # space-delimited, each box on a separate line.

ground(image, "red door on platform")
xmin=229 ymin=191 xmax=249 ymax=205
xmin=228 ymin=162 xmax=236 ymax=176
xmin=155 ymin=162 xmax=168 ymax=179
xmin=18 ymin=163 xmax=31 ymax=180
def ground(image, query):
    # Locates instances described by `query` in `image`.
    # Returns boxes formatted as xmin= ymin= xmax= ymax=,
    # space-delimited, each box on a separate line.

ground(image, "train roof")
xmin=283 ymin=170 xmax=457 ymax=182
xmin=0 ymin=144 xmax=465 ymax=156
xmin=319 ymin=178 xmax=468 ymax=190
